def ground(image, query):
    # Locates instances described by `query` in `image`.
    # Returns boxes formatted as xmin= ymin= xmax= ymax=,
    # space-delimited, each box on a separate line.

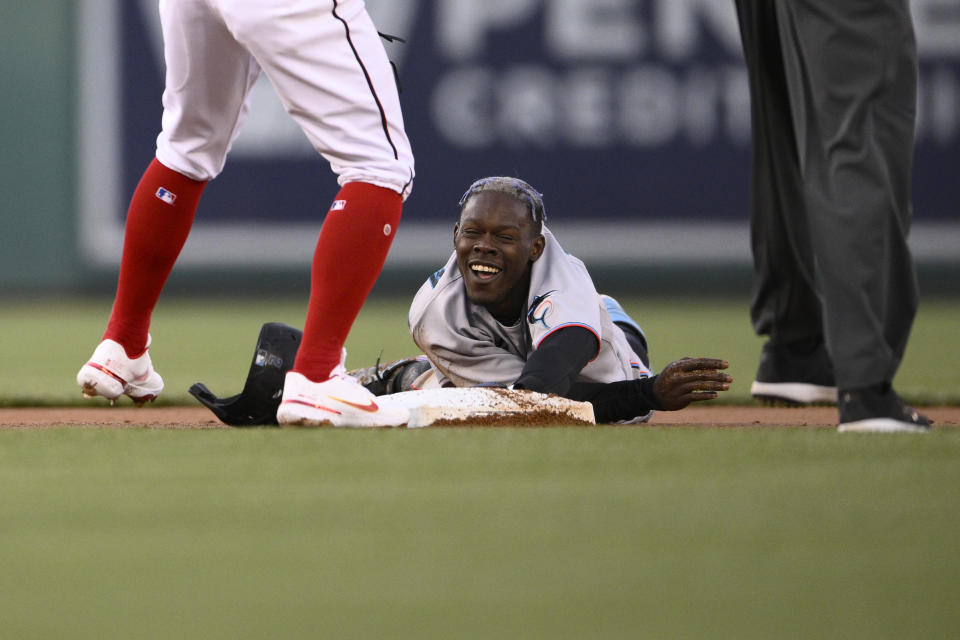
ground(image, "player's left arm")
xmin=512 ymin=326 xmax=599 ymax=395
xmin=566 ymin=357 xmax=732 ymax=422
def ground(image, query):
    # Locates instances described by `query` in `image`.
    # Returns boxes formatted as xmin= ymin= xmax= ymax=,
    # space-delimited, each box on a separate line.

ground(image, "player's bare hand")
xmin=652 ymin=357 xmax=732 ymax=410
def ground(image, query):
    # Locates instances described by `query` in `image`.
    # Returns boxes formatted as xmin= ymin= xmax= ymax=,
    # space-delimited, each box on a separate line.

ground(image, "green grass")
xmin=0 ymin=299 xmax=960 ymax=640
xmin=0 ymin=296 xmax=957 ymax=405
xmin=1 ymin=296 xmax=959 ymax=639
xmin=1 ymin=427 xmax=959 ymax=639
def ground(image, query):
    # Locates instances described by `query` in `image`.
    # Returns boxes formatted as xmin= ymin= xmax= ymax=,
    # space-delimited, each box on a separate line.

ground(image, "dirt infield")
xmin=1 ymin=405 xmax=957 ymax=429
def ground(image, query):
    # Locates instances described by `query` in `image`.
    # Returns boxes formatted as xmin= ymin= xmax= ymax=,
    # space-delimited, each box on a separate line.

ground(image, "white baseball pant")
xmin=155 ymin=0 xmax=414 ymax=198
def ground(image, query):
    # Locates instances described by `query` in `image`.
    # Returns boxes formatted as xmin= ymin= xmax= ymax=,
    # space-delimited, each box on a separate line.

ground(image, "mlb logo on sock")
xmin=156 ymin=187 xmax=177 ymax=205
xmin=331 ymin=200 xmax=347 ymax=211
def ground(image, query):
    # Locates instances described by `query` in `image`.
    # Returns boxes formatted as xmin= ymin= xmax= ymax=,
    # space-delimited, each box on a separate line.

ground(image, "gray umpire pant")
xmin=734 ymin=0 xmax=920 ymax=390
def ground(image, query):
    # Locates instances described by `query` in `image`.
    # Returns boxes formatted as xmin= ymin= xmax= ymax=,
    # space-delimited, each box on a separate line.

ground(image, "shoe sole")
xmin=277 ymin=417 xmax=403 ymax=428
xmin=277 ymin=417 xmax=335 ymax=428
xmin=77 ymin=365 xmax=124 ymax=402
xmin=276 ymin=404 xmax=408 ymax=428
xmin=838 ymin=418 xmax=930 ymax=433
xmin=77 ymin=364 xmax=161 ymax=406
xmin=80 ymin=383 xmax=158 ymax=406
xmin=751 ymin=381 xmax=838 ymax=406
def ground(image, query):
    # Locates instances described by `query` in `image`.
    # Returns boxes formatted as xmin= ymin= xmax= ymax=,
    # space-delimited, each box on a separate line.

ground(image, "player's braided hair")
xmin=458 ymin=177 xmax=546 ymax=231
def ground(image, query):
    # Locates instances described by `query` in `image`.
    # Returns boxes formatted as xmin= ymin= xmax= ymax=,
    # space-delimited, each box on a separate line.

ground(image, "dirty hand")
xmin=652 ymin=357 xmax=732 ymax=410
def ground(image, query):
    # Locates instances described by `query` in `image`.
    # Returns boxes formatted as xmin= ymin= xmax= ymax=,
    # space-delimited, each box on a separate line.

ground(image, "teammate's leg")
xmin=216 ymin=0 xmax=413 ymax=425
xmin=294 ymin=182 xmax=403 ymax=378
xmin=79 ymin=0 xmax=261 ymax=402
xmin=102 ymin=161 xmax=204 ymax=355
xmin=106 ymin=0 xmax=262 ymax=353
xmin=226 ymin=0 xmax=413 ymax=381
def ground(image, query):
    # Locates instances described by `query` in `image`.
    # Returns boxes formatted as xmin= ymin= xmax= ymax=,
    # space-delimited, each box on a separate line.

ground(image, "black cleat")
xmin=837 ymin=383 xmax=931 ymax=433
xmin=348 ymin=356 xmax=431 ymax=396
xmin=750 ymin=339 xmax=837 ymax=406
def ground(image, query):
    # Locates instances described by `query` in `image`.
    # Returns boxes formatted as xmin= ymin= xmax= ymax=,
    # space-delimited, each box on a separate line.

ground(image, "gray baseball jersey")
xmin=408 ymin=227 xmax=651 ymax=388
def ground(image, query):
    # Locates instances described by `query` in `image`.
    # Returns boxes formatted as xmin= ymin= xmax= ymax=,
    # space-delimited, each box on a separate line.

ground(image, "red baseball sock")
xmin=293 ymin=182 xmax=403 ymax=381
xmin=104 ymin=158 xmax=207 ymax=357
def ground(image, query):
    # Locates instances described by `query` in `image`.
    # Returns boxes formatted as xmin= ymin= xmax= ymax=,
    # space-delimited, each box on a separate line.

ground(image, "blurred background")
xmin=1 ymin=0 xmax=958 ymax=298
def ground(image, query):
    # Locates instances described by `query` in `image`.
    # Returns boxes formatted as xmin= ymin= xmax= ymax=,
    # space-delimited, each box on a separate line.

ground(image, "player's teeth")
xmin=472 ymin=264 xmax=500 ymax=274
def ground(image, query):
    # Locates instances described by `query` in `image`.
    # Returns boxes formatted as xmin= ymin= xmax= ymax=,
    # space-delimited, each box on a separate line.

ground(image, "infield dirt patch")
xmin=1 ymin=405 xmax=958 ymax=429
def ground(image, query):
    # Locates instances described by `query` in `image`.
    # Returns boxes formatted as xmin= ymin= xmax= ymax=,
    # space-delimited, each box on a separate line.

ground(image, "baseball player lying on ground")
xmin=191 ymin=176 xmax=732 ymax=425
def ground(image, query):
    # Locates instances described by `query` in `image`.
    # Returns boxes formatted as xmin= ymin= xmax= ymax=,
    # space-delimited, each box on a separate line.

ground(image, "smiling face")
xmin=454 ymin=191 xmax=545 ymax=324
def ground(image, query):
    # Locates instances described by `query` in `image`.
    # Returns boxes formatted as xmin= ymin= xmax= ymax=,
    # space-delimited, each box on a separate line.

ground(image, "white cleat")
xmin=277 ymin=351 xmax=409 ymax=428
xmin=76 ymin=337 xmax=164 ymax=405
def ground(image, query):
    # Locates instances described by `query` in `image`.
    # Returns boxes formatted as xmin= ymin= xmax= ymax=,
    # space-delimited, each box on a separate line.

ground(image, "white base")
xmin=377 ymin=388 xmax=595 ymax=428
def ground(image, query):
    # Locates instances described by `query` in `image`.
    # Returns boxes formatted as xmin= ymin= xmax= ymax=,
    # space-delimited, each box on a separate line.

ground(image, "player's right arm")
xmin=512 ymin=326 xmax=599 ymax=395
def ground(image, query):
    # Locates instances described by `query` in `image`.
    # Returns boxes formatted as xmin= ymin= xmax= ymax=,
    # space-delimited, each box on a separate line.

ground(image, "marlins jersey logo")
xmin=527 ymin=290 xmax=557 ymax=328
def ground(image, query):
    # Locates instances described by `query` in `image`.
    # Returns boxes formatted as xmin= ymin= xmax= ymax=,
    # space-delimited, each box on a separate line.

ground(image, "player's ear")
xmin=529 ymin=233 xmax=545 ymax=262
xmin=453 ymin=222 xmax=460 ymax=246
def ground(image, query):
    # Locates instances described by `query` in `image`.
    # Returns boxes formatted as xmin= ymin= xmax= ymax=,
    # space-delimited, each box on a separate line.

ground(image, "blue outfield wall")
xmin=1 ymin=1 xmax=958 ymax=295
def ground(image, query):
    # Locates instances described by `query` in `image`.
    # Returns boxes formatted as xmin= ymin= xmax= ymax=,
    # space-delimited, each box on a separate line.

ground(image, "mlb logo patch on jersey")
xmin=331 ymin=199 xmax=347 ymax=211
xmin=155 ymin=187 xmax=177 ymax=205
